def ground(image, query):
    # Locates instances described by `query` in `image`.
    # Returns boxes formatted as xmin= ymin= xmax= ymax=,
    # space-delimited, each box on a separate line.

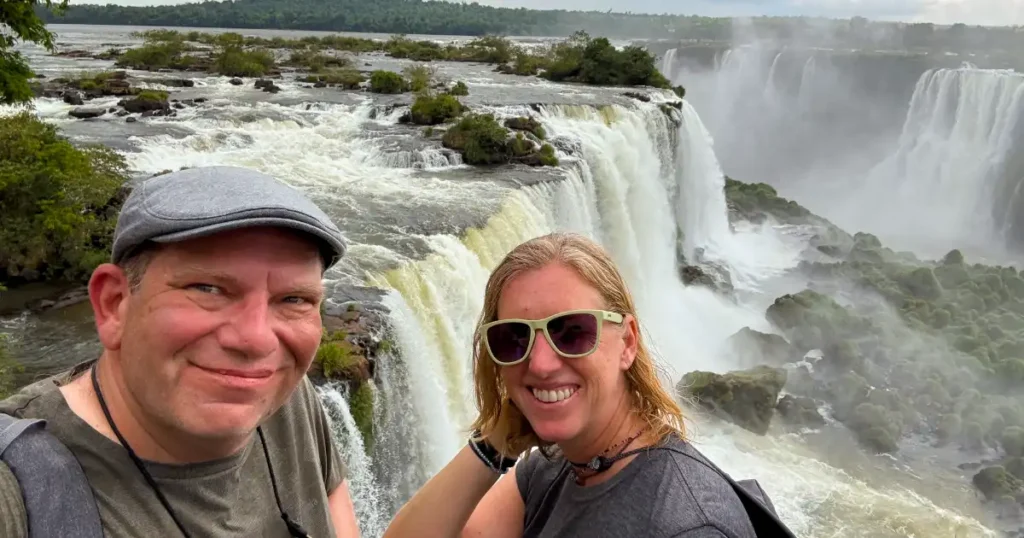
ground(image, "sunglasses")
xmin=480 ymin=309 xmax=624 ymax=366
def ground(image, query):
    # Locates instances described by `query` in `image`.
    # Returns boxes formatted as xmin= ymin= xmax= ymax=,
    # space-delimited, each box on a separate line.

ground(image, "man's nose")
xmin=220 ymin=296 xmax=279 ymax=358
xmin=526 ymin=331 xmax=563 ymax=376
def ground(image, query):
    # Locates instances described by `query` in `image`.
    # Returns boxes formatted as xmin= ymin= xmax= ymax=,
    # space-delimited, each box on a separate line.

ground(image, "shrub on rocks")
xmin=409 ymin=92 xmax=465 ymax=125
xmin=0 ymin=113 xmax=129 ymax=288
xmin=369 ymin=70 xmax=408 ymax=94
xmin=441 ymin=113 xmax=558 ymax=167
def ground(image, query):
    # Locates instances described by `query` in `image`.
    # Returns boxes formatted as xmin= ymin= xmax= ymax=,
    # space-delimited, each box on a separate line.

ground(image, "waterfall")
xmin=676 ymin=100 xmax=731 ymax=261
xmin=660 ymin=48 xmax=677 ymax=82
xmin=853 ymin=67 xmax=1024 ymax=253
xmin=316 ymin=383 xmax=388 ymax=536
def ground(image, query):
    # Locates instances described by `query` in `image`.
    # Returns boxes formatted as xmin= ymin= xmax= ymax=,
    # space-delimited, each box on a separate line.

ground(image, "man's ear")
xmin=89 ymin=263 xmax=132 ymax=352
xmin=619 ymin=314 xmax=639 ymax=371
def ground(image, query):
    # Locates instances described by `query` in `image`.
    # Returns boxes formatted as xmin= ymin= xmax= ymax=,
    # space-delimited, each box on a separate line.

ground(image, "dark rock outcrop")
xmin=724 ymin=327 xmax=800 ymax=368
xmin=677 ymin=365 xmax=788 ymax=435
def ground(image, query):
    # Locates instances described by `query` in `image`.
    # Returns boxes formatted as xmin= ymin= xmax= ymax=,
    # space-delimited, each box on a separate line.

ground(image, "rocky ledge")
xmin=306 ymin=284 xmax=394 ymax=450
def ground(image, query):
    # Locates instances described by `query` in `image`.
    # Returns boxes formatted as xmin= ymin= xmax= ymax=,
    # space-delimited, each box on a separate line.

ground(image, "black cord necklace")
xmin=568 ymin=426 xmax=649 ymax=485
xmin=90 ymin=365 xmax=310 ymax=537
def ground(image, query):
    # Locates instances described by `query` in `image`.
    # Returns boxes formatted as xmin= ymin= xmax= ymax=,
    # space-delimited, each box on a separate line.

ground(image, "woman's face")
xmin=495 ymin=262 xmax=638 ymax=446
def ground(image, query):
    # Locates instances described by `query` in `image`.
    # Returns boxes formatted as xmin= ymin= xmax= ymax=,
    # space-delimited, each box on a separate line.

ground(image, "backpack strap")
xmin=658 ymin=443 xmax=797 ymax=538
xmin=0 ymin=413 xmax=104 ymax=538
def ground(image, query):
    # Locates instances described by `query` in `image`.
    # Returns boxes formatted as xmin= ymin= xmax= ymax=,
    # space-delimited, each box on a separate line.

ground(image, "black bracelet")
xmin=468 ymin=430 xmax=517 ymax=474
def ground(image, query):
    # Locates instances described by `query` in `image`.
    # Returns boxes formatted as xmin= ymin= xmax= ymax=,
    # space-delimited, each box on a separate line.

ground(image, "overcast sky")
xmin=97 ymin=0 xmax=1024 ymax=26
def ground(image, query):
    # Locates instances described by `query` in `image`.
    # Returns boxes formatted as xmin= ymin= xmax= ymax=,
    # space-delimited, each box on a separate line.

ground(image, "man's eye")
xmin=188 ymin=284 xmax=222 ymax=294
xmin=283 ymin=296 xmax=313 ymax=305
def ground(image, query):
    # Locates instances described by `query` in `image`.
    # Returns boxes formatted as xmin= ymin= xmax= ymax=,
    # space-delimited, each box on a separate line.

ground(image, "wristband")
xmin=468 ymin=430 xmax=518 ymax=474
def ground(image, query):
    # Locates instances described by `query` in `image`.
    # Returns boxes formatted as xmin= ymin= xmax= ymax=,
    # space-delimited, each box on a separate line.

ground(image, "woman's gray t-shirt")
xmin=515 ymin=434 xmax=758 ymax=538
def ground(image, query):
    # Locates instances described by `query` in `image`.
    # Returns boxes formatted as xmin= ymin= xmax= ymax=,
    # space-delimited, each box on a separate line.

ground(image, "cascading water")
xmin=842 ymin=67 xmax=1024 ymax=255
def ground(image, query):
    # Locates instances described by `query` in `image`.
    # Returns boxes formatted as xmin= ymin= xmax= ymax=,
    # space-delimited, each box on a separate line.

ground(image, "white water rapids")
xmin=7 ymin=53 xmax=1006 ymax=536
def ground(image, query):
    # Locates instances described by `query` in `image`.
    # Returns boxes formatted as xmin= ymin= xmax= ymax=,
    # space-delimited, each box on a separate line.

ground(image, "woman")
xmin=383 ymin=232 xmax=777 ymax=538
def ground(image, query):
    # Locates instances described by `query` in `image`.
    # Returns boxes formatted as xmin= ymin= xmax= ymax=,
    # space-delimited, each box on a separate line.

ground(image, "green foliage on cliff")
xmin=0 ymin=112 xmax=129 ymax=287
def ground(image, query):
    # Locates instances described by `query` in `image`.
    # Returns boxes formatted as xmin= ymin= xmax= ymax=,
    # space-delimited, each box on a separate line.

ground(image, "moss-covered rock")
xmin=441 ymin=113 xmax=558 ymax=167
xmin=677 ymin=365 xmax=787 ymax=435
xmin=847 ymin=402 xmax=903 ymax=453
xmin=972 ymin=466 xmax=1023 ymax=501
xmin=119 ymin=90 xmax=170 ymax=114
xmin=776 ymin=395 xmax=826 ymax=429
xmin=724 ymin=327 xmax=799 ymax=367
xmin=503 ymin=116 xmax=546 ymax=140
xmin=765 ymin=290 xmax=873 ymax=352
xmin=1003 ymin=426 xmax=1024 ymax=458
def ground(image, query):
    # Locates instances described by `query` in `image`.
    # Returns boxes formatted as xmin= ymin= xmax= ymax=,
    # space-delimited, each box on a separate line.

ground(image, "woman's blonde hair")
xmin=469 ymin=232 xmax=686 ymax=457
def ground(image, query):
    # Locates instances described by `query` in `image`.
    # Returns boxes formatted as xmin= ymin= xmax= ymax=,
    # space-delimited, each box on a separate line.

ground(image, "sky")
xmin=94 ymin=0 xmax=1024 ymax=26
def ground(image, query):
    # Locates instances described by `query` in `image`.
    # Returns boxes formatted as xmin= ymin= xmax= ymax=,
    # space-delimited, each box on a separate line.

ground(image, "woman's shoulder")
xmin=637 ymin=435 xmax=758 ymax=537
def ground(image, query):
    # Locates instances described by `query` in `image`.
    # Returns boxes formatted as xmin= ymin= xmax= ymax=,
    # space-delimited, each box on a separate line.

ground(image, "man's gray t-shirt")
xmin=0 ymin=363 xmax=347 ymax=538
xmin=516 ymin=434 xmax=758 ymax=538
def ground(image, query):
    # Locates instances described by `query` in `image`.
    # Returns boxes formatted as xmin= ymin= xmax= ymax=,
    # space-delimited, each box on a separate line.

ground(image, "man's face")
xmin=109 ymin=227 xmax=324 ymax=443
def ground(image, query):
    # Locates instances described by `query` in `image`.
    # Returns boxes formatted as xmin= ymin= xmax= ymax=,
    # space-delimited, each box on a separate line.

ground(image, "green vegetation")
xmin=0 ymin=112 xmax=130 ymax=287
xmin=316 ymin=340 xmax=358 ymax=379
xmin=213 ymin=45 xmax=275 ymax=77
xmin=504 ymin=117 xmax=546 ymax=140
xmin=725 ymin=178 xmax=811 ymax=224
xmin=349 ymin=382 xmax=375 ymax=450
xmin=409 ymin=92 xmax=465 ymax=126
xmin=2 ymin=0 xmax=69 ymax=104
xmin=449 ymin=81 xmax=469 ymax=96
xmin=441 ymin=113 xmax=558 ymax=167
xmin=369 ymin=70 xmax=408 ymax=94
xmin=92 ymin=29 xmax=677 ymax=92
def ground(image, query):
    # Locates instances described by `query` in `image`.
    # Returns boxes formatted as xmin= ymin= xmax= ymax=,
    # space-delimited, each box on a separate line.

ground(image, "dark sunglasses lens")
xmin=547 ymin=313 xmax=599 ymax=356
xmin=487 ymin=321 xmax=532 ymax=363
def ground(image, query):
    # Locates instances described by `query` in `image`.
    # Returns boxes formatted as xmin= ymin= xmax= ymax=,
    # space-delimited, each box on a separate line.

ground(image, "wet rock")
xmin=229 ymin=78 xmax=244 ymax=86
xmin=126 ymin=117 xmax=138 ymax=123
xmin=173 ymin=103 xmax=186 ymax=110
xmin=63 ymin=92 xmax=84 ymax=106
xmin=68 ymin=107 xmax=106 ymax=119
xmin=314 ymin=81 xmax=328 ymax=88
xmin=119 ymin=94 xmax=170 ymax=114
xmin=504 ymin=117 xmax=545 ymax=139
xmin=677 ymin=365 xmax=788 ymax=435
xmin=679 ymin=251 xmax=734 ymax=296
xmin=308 ymin=287 xmax=393 ymax=390
xmin=255 ymin=79 xmax=281 ymax=93
xmin=623 ymin=91 xmax=651 ymax=102
xmin=725 ymin=327 xmax=800 ymax=367
xmin=152 ymin=78 xmax=195 ymax=88
xmin=776 ymin=395 xmax=826 ymax=429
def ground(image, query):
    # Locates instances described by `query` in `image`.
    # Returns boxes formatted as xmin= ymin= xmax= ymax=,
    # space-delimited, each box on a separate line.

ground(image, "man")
xmin=0 ymin=166 xmax=362 ymax=537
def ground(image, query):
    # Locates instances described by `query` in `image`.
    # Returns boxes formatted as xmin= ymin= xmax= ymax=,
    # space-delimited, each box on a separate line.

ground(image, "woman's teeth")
xmin=532 ymin=387 xmax=577 ymax=403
